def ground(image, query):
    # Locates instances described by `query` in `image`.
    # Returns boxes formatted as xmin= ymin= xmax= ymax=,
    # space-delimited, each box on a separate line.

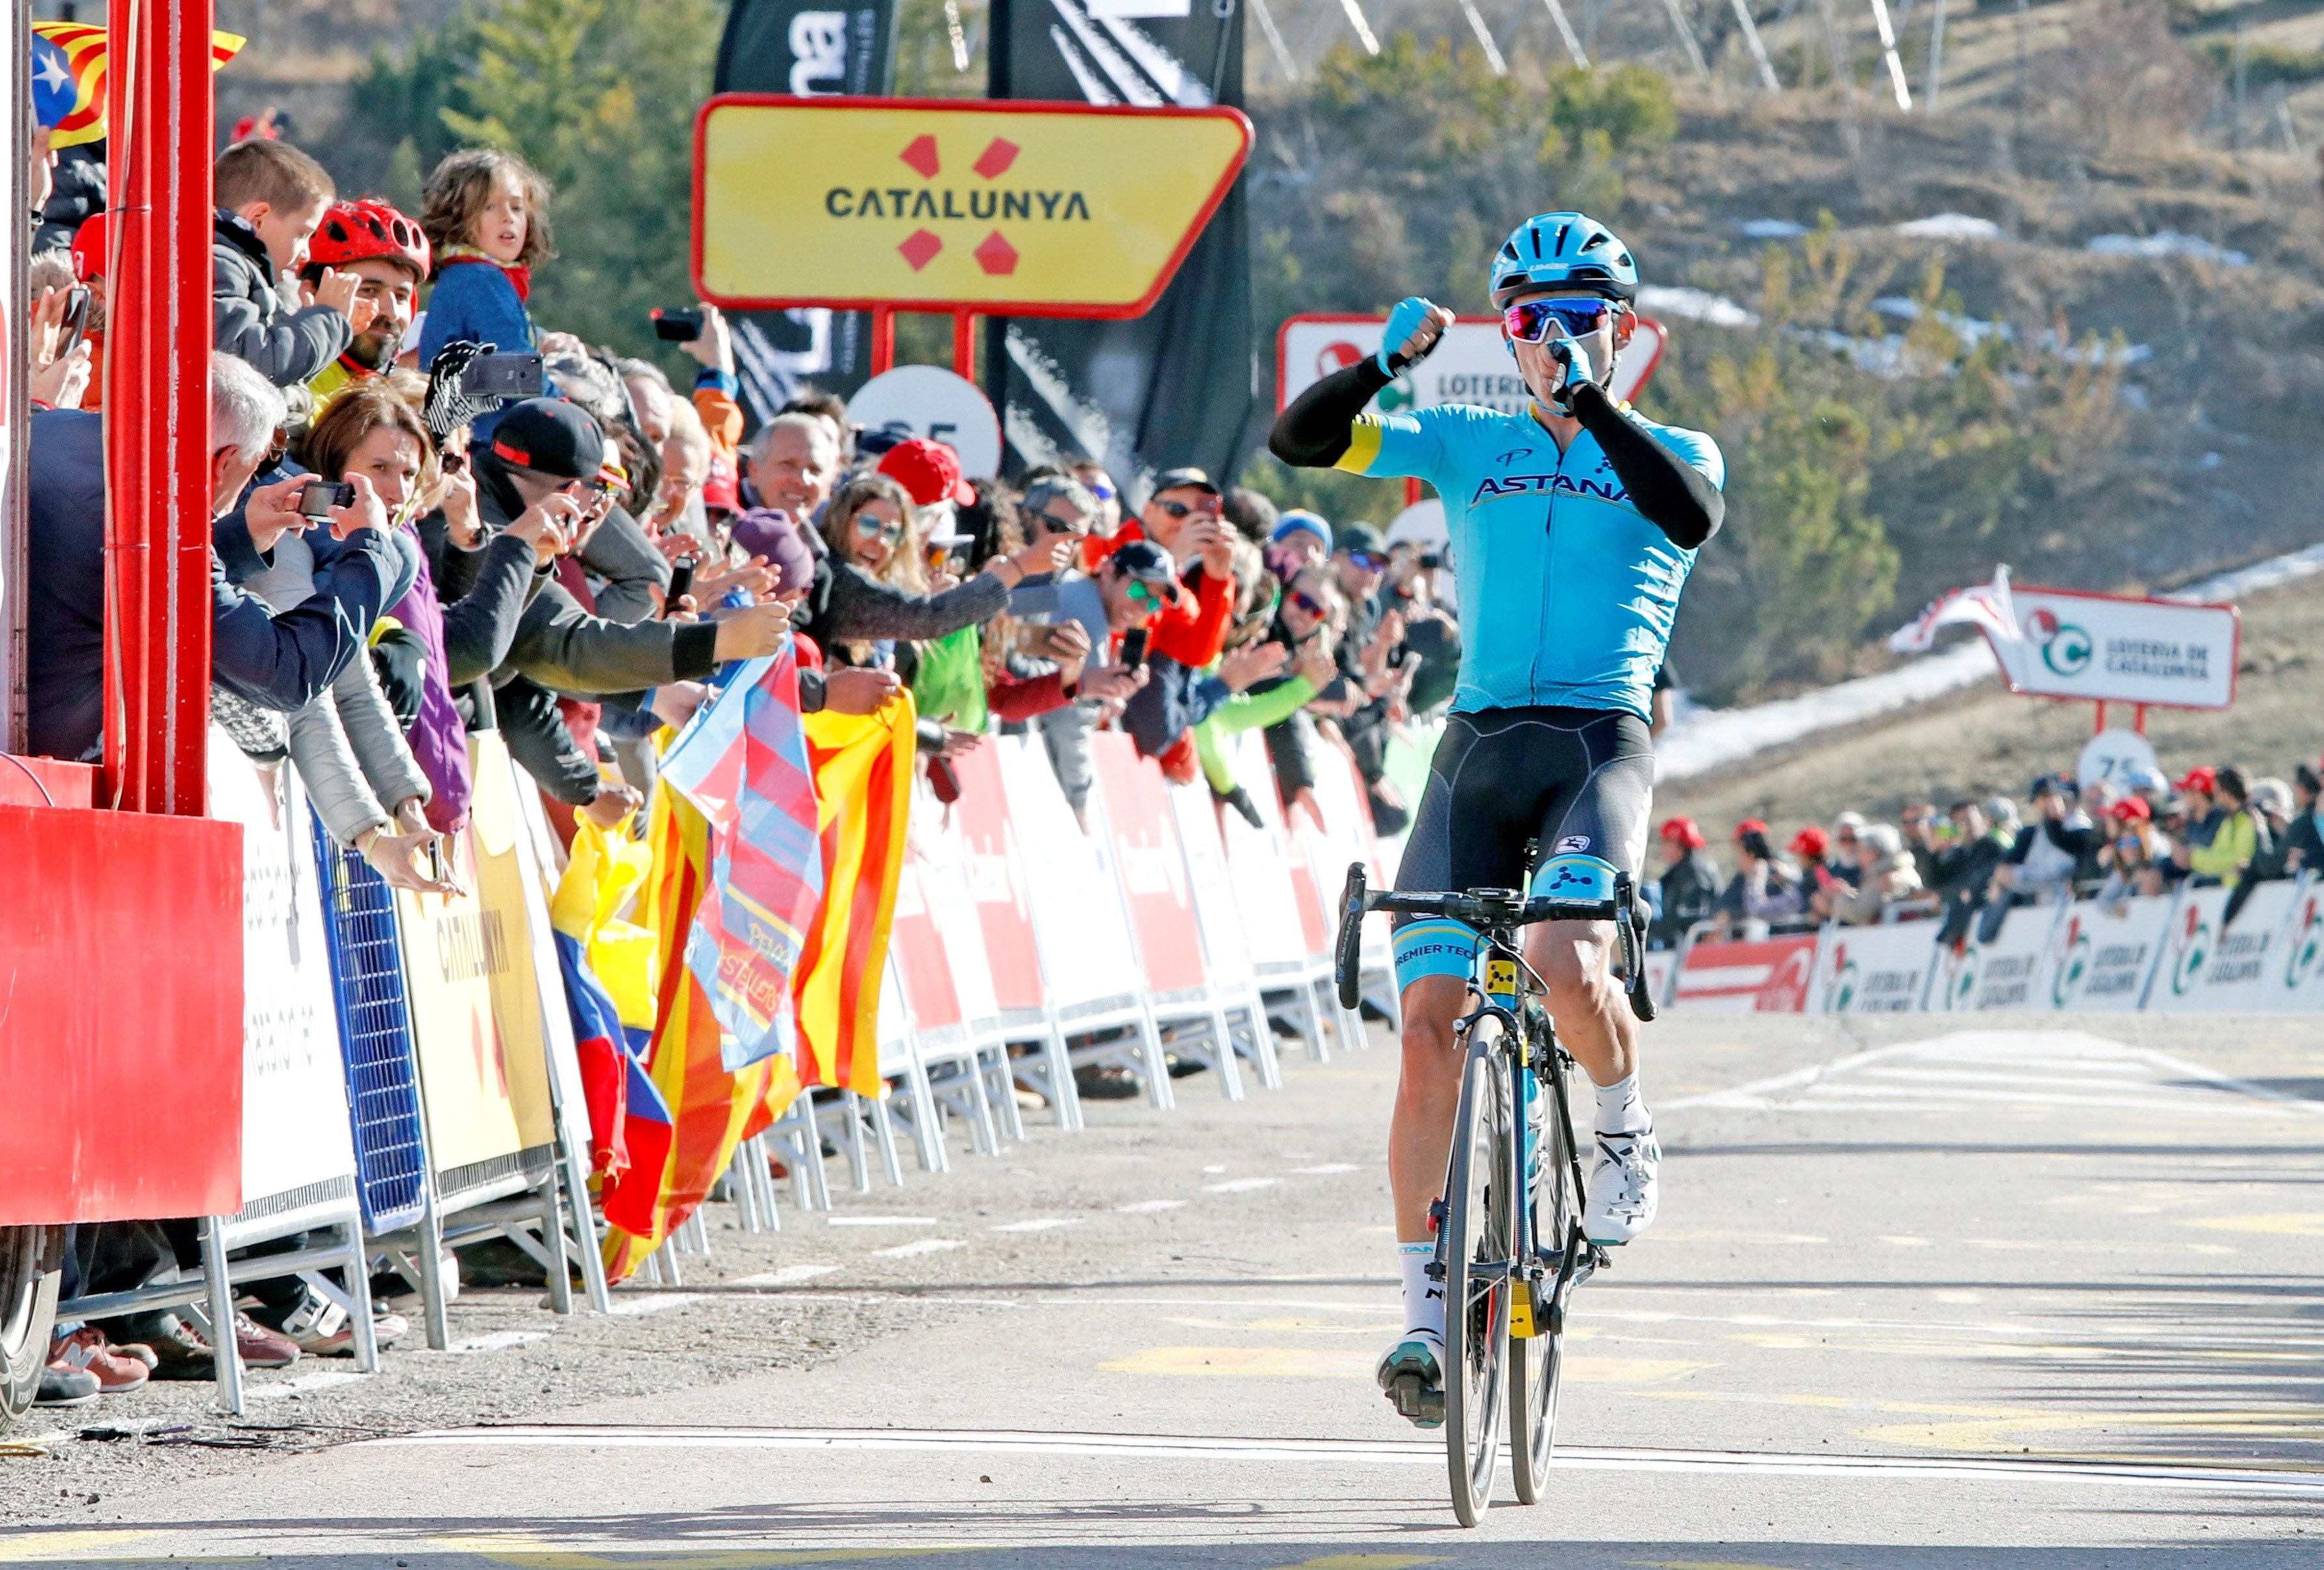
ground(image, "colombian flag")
xmin=795 ymin=695 xmax=918 ymax=1095
xmin=33 ymin=23 xmax=247 ymax=150
xmin=599 ymin=784 xmax=802 ymax=1282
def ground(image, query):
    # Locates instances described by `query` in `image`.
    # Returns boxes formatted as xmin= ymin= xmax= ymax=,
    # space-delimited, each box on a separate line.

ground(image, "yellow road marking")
xmin=1096 ymin=1347 xmax=1704 ymax=1382
xmin=2191 ymin=1213 xmax=2324 ymax=1235
xmin=0 ymin=1534 xmax=159 ymax=1563
xmin=424 ymin=1539 xmax=968 ymax=1568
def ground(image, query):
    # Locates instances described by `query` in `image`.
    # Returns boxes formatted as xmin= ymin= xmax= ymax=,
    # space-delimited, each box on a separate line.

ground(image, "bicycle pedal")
xmin=1385 ymin=1373 xmax=1445 ymax=1429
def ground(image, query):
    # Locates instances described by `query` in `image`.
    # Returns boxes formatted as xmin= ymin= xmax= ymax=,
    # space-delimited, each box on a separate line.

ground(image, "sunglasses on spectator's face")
xmin=1036 ymin=508 xmax=1089 ymax=536
xmin=1155 ymin=497 xmax=1217 ymax=519
xmin=853 ymin=514 xmax=904 ymax=545
xmin=1343 ymin=550 xmax=1384 ymax=572
xmin=1502 ymin=297 xmax=1616 ymax=344
xmin=1125 ymin=579 xmax=1170 ymax=606
xmin=1288 ymin=588 xmax=1326 ymax=616
xmin=1086 ymin=480 xmax=1117 ymax=502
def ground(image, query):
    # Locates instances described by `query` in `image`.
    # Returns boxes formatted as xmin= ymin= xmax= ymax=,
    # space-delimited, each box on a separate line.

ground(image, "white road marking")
xmin=365 ymin=1423 xmax=2324 ymax=1497
xmin=1202 ymin=1178 xmax=1282 ymax=1194
xmin=606 ymin=1293 xmax=700 ymax=1316
xmin=734 ymin=1265 xmax=839 ymax=1286
xmin=1116 ymin=1200 xmax=1187 ymax=1213
xmin=243 ymin=1370 xmax=366 ymax=1403
xmin=868 ymin=1238 xmax=968 ymax=1259
xmin=1289 ymin=1163 xmax=1362 ymax=1174
xmin=825 ymin=1215 xmax=939 ymax=1227
xmin=989 ymin=1218 xmax=1083 ymax=1233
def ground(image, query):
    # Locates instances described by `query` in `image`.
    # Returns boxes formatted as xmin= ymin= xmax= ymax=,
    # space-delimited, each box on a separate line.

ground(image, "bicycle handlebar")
xmin=1335 ymin=862 xmax=1657 ymax=1023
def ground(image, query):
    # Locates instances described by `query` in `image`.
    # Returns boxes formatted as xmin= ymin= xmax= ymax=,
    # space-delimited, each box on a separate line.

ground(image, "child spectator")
xmin=416 ymin=148 xmax=556 ymax=438
xmin=212 ymin=138 xmax=359 ymax=387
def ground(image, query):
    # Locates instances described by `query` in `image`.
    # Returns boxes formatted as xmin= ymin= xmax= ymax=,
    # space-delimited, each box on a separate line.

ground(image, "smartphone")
xmin=463 ymin=351 xmax=544 ymax=399
xmin=667 ymin=555 xmax=696 ymax=607
xmin=439 ymin=448 xmax=465 ymax=475
xmin=424 ymin=836 xmax=447 ymax=886
xmin=1122 ymin=628 xmax=1149 ymax=673
xmin=651 ymin=308 xmax=704 ymax=342
xmin=299 ymin=479 xmax=356 ymax=519
xmin=60 ymin=286 xmax=90 ymax=359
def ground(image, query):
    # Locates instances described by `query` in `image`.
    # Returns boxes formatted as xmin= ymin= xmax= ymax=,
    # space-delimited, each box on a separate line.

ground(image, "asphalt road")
xmin=9 ymin=1010 xmax=2324 ymax=1566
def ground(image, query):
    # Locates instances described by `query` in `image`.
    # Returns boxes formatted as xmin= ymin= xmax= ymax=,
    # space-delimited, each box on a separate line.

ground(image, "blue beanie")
xmin=1271 ymin=510 xmax=1332 ymax=551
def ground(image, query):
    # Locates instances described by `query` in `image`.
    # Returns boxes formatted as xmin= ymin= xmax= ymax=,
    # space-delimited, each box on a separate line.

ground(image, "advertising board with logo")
xmin=1671 ymin=933 xmax=1818 ymax=1012
xmin=1930 ymin=903 xmax=2063 ymax=1011
xmin=694 ymin=97 xmax=1250 ymax=314
xmin=2033 ymin=894 xmax=2175 ymax=1012
xmin=2151 ymin=883 xmax=2299 ymax=1013
xmin=2264 ymin=875 xmax=2324 ymax=1012
xmin=1277 ymin=314 xmax=1668 ymax=418
xmin=1987 ymin=588 xmax=2238 ymax=711
xmin=1804 ymin=923 xmax=1937 ymax=1013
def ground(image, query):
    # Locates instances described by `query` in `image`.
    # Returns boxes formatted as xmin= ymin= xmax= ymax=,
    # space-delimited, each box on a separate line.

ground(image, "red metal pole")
xmin=103 ymin=0 xmax=213 ymax=814
xmin=952 ymin=309 xmax=976 ymax=380
xmin=1404 ymin=477 xmax=1422 ymax=508
xmin=2092 ymin=700 xmax=2107 ymax=737
xmin=2133 ymin=704 xmax=2148 ymax=735
xmin=870 ymin=307 xmax=895 ymax=376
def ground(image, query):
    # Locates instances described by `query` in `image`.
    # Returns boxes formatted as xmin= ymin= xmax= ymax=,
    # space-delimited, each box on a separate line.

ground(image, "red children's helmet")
xmin=307 ymin=199 xmax=432 ymax=281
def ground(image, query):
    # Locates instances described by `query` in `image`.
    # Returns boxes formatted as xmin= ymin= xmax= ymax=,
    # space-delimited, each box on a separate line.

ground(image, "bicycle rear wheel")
xmin=1508 ymin=1053 xmax=1582 ymax=1504
xmin=1440 ymin=1029 xmax=1512 ymax=1527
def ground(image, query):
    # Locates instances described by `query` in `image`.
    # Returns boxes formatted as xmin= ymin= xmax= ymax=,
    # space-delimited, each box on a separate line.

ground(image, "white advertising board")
xmin=1988 ymin=589 xmax=2239 ymax=710
xmin=207 ymin=736 xmax=359 ymax=1215
xmin=1219 ymin=731 xmax=1314 ymax=973
xmin=2034 ymin=895 xmax=2175 ymax=1012
xmin=995 ymin=735 xmax=1144 ymax=1011
xmin=1929 ymin=902 xmax=2064 ymax=1011
xmin=1167 ymin=780 xmax=1258 ymax=988
xmin=1804 ymin=922 xmax=1939 ymax=1013
xmin=2260 ymin=875 xmax=2324 ymax=1012
xmin=2150 ymin=882 xmax=2301 ymax=1013
xmin=1277 ymin=314 xmax=1668 ymax=418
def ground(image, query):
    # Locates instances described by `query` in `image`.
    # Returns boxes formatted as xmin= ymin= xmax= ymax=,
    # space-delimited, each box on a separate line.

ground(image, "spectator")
xmin=1792 ymin=827 xmax=1844 ymax=920
xmin=1269 ymin=510 xmax=1331 ymax=575
xmin=212 ymin=138 xmax=358 ymax=388
xmin=2183 ymin=765 xmax=2270 ymax=887
xmin=299 ymin=200 xmax=430 ymax=410
xmin=2285 ymin=764 xmax=2324 ymax=876
xmin=1650 ymin=816 xmax=1721 ymax=947
xmin=1221 ymin=484 xmax=1278 ymax=545
xmin=1898 ymin=801 xmax=1943 ymax=890
xmin=745 ymin=412 xmax=844 ymax=523
xmin=777 ymin=388 xmax=853 ymax=464
xmin=1978 ymin=776 xmax=2096 ymax=940
xmin=1717 ymin=820 xmax=1803 ymax=931
xmin=1827 ymin=811 xmax=1867 ymax=889
xmin=416 ymin=148 xmax=556 ymax=437
xmin=2095 ymin=797 xmax=2170 ymax=907
xmin=1064 ymin=458 xmax=1122 ymax=537
xmin=1933 ymin=797 xmax=2015 ymax=944
xmin=2172 ymin=766 xmax=2224 ymax=857
xmin=1829 ymin=823 xmax=1923 ymax=925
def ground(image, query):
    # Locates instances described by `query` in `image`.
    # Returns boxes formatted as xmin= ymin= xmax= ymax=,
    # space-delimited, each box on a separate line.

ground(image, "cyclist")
xmin=1269 ymin=212 xmax=1724 ymax=1425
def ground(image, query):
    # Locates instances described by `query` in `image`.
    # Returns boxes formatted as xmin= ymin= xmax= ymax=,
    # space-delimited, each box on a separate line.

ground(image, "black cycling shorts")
xmin=1391 ymin=706 xmax=1655 ymax=926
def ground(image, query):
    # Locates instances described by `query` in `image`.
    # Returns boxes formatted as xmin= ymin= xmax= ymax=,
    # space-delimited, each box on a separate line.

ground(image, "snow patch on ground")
xmin=2086 ymin=231 xmax=2250 ymax=267
xmin=1636 ymin=285 xmax=1760 ymax=329
xmin=1896 ymin=213 xmax=2006 ymax=241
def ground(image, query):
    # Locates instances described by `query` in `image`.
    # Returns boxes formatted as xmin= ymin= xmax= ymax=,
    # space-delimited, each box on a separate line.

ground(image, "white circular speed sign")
xmin=2077 ymin=729 xmax=2161 ymax=795
xmin=846 ymin=366 xmax=1003 ymax=480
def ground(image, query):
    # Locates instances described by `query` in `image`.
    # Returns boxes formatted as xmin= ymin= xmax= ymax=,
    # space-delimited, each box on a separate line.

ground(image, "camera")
xmin=651 ymin=308 xmax=704 ymax=342
xmin=666 ymin=555 xmax=696 ymax=607
xmin=298 ymin=480 xmax=356 ymax=519
xmin=1418 ymin=551 xmax=1443 ymax=570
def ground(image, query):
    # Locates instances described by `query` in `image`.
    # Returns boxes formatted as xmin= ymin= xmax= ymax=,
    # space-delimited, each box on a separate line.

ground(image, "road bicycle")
xmin=1335 ymin=860 xmax=1657 ymax=1526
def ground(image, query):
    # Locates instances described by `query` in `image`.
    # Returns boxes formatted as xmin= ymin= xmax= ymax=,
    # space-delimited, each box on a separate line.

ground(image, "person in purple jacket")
xmin=416 ymin=148 xmax=559 ymax=441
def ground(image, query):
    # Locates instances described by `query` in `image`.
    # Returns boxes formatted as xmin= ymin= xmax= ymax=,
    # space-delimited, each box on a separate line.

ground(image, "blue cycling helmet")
xmin=1490 ymin=212 xmax=1639 ymax=307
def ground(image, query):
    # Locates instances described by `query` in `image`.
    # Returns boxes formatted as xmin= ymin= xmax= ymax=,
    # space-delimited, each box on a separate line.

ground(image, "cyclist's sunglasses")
xmin=853 ymin=513 xmax=906 ymax=545
xmin=1154 ymin=497 xmax=1218 ymax=519
xmin=1502 ymin=297 xmax=1618 ymax=344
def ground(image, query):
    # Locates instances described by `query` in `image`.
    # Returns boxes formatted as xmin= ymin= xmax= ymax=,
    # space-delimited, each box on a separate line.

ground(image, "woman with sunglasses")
xmin=1269 ymin=210 xmax=1728 ymax=1427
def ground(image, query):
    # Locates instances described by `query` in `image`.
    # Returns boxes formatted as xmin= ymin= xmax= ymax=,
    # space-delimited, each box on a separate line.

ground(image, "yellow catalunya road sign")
xmin=692 ymin=96 xmax=1251 ymax=317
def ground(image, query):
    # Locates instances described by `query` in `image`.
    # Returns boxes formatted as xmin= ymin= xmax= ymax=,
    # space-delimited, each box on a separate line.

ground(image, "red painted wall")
xmin=0 ymin=804 xmax=243 ymax=1222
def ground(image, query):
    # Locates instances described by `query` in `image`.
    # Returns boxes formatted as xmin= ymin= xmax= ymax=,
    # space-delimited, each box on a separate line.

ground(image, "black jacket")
xmin=212 ymin=210 xmax=352 ymax=387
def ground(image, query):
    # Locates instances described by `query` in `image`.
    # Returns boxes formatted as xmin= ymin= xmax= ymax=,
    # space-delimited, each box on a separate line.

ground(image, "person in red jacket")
xmin=1081 ymin=466 xmax=1238 ymax=670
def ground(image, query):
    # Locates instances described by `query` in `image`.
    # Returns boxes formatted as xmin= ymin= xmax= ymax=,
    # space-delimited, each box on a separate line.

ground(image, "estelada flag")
xmin=795 ymin=694 xmax=919 ymax=1096
xmin=33 ymin=23 xmax=248 ymax=150
xmin=599 ymin=782 xmax=801 ymax=1282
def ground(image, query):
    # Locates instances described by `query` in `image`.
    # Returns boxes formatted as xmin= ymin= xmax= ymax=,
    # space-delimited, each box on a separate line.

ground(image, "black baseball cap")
xmin=1150 ymin=466 xmax=1219 ymax=496
xmin=1108 ymin=539 xmax=1183 ymax=599
xmin=488 ymin=398 xmax=606 ymax=481
xmin=1336 ymin=520 xmax=1387 ymax=557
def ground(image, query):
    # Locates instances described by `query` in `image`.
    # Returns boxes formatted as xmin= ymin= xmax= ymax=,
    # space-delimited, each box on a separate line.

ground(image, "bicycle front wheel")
xmin=1508 ymin=1055 xmax=1582 ymax=1504
xmin=1440 ymin=1028 xmax=1512 ymax=1527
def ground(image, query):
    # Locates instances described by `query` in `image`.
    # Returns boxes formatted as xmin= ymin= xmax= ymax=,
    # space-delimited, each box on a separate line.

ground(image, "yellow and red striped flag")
xmin=795 ymin=695 xmax=918 ymax=1095
xmin=33 ymin=23 xmax=247 ymax=150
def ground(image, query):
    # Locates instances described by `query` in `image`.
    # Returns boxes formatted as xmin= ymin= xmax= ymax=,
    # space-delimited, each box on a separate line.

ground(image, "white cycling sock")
xmin=1398 ymin=1242 xmax=1445 ymax=1340
xmin=1594 ymin=1071 xmax=1650 ymax=1136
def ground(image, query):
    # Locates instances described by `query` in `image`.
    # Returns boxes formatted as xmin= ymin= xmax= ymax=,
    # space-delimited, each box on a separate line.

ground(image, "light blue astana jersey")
xmin=1337 ymin=401 xmax=1724 ymax=722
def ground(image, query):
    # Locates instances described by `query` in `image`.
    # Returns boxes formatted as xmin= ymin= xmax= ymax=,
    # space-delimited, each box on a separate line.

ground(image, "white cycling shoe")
xmin=1375 ymin=1330 xmax=1446 ymax=1429
xmin=1583 ymin=1125 xmax=1661 ymax=1245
